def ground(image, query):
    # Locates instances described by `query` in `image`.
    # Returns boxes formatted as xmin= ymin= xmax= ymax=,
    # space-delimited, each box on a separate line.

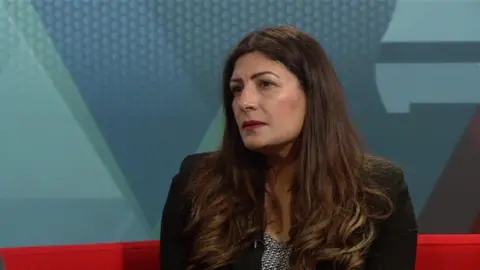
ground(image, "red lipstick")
xmin=242 ymin=120 xmax=266 ymax=130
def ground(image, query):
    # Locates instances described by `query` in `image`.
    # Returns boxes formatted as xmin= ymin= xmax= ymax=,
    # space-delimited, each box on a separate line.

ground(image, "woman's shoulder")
xmin=178 ymin=152 xmax=212 ymax=171
xmin=363 ymin=155 xmax=407 ymax=197
xmin=164 ymin=152 xmax=214 ymax=212
xmin=171 ymin=151 xmax=215 ymax=186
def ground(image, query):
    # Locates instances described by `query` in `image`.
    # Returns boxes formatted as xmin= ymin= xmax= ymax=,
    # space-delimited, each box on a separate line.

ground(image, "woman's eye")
xmin=230 ymin=86 xmax=242 ymax=93
xmin=260 ymin=81 xmax=274 ymax=88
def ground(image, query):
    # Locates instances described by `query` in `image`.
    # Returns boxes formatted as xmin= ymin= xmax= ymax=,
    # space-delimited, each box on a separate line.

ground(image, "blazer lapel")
xmin=231 ymin=247 xmax=263 ymax=270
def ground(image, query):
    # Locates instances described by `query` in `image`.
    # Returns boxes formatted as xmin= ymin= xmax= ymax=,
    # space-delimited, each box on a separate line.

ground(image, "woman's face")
xmin=230 ymin=52 xmax=307 ymax=156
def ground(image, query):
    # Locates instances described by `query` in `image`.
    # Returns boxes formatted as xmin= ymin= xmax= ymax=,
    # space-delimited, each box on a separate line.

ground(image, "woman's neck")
xmin=264 ymin=157 xmax=296 ymax=242
xmin=267 ymin=151 xmax=298 ymax=191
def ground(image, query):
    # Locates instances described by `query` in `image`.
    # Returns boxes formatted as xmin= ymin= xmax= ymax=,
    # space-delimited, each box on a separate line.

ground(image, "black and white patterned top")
xmin=261 ymin=234 xmax=292 ymax=270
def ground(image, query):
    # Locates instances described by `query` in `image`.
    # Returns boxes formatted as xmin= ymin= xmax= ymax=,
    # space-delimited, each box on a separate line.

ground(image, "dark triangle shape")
xmin=418 ymin=108 xmax=480 ymax=233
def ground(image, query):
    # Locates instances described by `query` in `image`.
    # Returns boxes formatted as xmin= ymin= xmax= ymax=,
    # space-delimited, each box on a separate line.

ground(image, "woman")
xmin=161 ymin=26 xmax=418 ymax=270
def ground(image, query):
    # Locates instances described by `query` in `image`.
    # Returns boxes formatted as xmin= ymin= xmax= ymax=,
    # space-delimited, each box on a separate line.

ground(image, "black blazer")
xmin=160 ymin=153 xmax=418 ymax=270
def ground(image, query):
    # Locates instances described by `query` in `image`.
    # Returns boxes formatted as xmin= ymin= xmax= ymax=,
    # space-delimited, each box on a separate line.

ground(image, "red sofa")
xmin=0 ymin=235 xmax=479 ymax=269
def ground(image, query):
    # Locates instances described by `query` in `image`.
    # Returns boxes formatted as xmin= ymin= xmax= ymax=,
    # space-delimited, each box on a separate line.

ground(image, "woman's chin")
xmin=244 ymin=143 xmax=265 ymax=151
xmin=243 ymin=138 xmax=297 ymax=159
xmin=242 ymin=139 xmax=268 ymax=151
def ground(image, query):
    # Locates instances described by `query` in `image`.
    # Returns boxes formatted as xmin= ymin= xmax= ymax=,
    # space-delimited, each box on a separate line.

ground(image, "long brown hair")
xmin=185 ymin=26 xmax=392 ymax=270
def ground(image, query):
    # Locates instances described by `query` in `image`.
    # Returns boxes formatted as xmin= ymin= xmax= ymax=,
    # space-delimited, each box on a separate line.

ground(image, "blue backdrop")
xmin=0 ymin=0 xmax=479 ymax=247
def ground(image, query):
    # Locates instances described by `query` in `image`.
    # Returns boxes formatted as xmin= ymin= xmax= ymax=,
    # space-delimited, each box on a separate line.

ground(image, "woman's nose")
xmin=237 ymin=85 xmax=259 ymax=111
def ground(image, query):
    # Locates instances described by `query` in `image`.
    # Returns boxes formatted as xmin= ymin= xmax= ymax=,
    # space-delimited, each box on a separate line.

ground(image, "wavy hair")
xmin=184 ymin=26 xmax=393 ymax=270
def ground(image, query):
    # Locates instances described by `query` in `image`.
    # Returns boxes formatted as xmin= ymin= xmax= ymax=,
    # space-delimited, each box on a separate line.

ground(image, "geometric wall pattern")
xmin=0 ymin=0 xmax=479 ymax=247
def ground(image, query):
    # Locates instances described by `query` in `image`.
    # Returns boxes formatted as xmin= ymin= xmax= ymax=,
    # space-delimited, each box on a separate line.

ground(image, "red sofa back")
xmin=415 ymin=234 xmax=480 ymax=269
xmin=0 ymin=241 xmax=160 ymax=270
xmin=0 ymin=235 xmax=479 ymax=269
